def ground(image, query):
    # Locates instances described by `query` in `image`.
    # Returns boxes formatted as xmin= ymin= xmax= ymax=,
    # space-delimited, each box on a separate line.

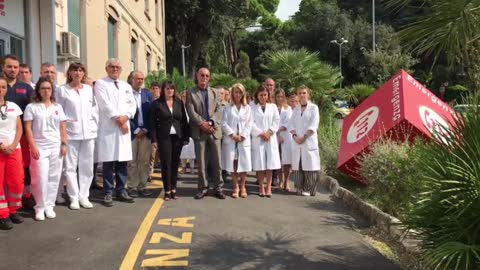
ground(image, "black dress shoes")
xmin=214 ymin=190 xmax=226 ymax=199
xmin=117 ymin=192 xmax=135 ymax=203
xmin=194 ymin=190 xmax=207 ymax=200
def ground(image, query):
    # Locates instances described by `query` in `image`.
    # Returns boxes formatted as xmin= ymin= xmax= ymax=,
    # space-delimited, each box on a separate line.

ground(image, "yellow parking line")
xmin=119 ymin=194 xmax=164 ymax=270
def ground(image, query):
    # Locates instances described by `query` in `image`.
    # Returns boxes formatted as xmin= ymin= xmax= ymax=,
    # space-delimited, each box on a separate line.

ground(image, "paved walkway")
xmin=0 ymin=172 xmax=401 ymax=270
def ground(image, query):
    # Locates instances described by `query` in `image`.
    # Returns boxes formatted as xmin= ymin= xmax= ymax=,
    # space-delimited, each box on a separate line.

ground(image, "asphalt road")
xmin=0 ymin=171 xmax=401 ymax=270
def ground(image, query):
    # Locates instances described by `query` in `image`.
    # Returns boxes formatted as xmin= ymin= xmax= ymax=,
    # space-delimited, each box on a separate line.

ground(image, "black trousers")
xmin=158 ymin=135 xmax=183 ymax=192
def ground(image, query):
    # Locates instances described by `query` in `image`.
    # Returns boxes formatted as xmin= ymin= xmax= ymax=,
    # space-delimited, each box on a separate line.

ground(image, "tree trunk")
xmin=227 ymin=32 xmax=238 ymax=76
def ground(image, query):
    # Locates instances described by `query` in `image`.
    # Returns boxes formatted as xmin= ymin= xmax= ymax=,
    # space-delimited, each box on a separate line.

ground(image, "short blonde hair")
xmin=230 ymin=83 xmax=247 ymax=106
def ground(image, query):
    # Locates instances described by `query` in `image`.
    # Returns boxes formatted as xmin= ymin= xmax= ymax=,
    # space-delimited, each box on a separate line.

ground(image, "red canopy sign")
xmin=337 ymin=70 xmax=457 ymax=182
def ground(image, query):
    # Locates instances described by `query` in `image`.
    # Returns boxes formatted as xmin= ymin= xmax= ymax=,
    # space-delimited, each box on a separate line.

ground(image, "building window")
xmin=10 ymin=36 xmax=24 ymax=62
xmin=155 ymin=0 xmax=160 ymax=31
xmin=131 ymin=37 xmax=138 ymax=71
xmin=146 ymin=50 xmax=152 ymax=73
xmin=107 ymin=16 xmax=117 ymax=59
xmin=144 ymin=0 xmax=151 ymax=19
xmin=68 ymin=0 xmax=81 ymax=39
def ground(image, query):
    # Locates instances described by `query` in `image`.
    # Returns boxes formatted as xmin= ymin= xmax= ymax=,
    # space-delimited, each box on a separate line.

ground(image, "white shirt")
xmin=24 ymin=103 xmax=67 ymax=148
xmin=169 ymin=106 xmax=176 ymax=134
xmin=0 ymin=101 xmax=22 ymax=149
xmin=133 ymin=89 xmax=143 ymax=127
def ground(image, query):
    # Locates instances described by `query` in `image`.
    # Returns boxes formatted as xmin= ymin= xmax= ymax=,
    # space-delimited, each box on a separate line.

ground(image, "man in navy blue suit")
xmin=126 ymin=71 xmax=154 ymax=197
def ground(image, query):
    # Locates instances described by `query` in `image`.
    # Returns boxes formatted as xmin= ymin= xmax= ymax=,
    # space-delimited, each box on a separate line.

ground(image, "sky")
xmin=275 ymin=0 xmax=302 ymax=21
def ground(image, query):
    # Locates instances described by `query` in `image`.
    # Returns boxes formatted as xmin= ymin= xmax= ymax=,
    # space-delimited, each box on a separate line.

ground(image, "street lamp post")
xmin=181 ymin=44 xmax=191 ymax=77
xmin=330 ymin=37 xmax=348 ymax=88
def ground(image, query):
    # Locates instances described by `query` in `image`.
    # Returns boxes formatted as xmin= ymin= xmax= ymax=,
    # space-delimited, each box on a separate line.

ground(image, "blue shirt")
xmin=6 ymin=80 xmax=34 ymax=113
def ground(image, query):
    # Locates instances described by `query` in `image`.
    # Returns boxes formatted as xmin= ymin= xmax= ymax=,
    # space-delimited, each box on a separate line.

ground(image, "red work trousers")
xmin=0 ymin=149 xmax=24 ymax=218
xmin=20 ymin=135 xmax=30 ymax=167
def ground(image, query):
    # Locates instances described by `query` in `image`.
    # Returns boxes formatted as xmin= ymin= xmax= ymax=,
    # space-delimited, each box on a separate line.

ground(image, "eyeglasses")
xmin=108 ymin=65 xmax=122 ymax=70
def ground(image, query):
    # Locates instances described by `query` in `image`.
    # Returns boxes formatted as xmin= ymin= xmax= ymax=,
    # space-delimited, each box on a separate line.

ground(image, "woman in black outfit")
xmin=150 ymin=81 xmax=189 ymax=201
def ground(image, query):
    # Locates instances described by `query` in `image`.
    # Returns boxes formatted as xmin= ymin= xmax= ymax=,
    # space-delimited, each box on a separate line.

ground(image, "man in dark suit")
xmin=127 ymin=71 xmax=154 ymax=197
xmin=186 ymin=67 xmax=225 ymax=199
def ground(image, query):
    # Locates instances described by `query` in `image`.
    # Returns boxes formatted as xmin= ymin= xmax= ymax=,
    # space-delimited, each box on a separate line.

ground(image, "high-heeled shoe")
xmin=240 ymin=188 xmax=247 ymax=198
xmin=231 ymin=189 xmax=239 ymax=198
xmin=171 ymin=191 xmax=178 ymax=200
xmin=164 ymin=192 xmax=171 ymax=201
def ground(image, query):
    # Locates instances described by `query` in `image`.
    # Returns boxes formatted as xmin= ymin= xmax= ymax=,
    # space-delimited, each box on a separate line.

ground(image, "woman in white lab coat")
xmin=289 ymin=86 xmax=320 ymax=196
xmin=222 ymin=83 xmax=253 ymax=198
xmin=24 ymin=77 xmax=67 ymax=221
xmin=55 ymin=63 xmax=98 ymax=210
xmin=251 ymin=86 xmax=281 ymax=197
xmin=274 ymin=89 xmax=293 ymax=192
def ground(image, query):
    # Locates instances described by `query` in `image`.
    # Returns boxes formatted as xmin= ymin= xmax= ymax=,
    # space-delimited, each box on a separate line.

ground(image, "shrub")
xmin=210 ymin=73 xmax=236 ymax=88
xmin=358 ymin=139 xmax=424 ymax=219
xmin=240 ymin=77 xmax=260 ymax=93
xmin=318 ymin=115 xmax=342 ymax=177
xmin=145 ymin=68 xmax=195 ymax=92
xmin=342 ymin=83 xmax=376 ymax=106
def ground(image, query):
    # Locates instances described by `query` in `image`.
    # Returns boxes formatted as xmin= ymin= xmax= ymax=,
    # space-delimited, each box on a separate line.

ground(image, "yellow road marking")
xmin=119 ymin=195 xmax=164 ymax=270
xmin=146 ymin=179 xmax=163 ymax=189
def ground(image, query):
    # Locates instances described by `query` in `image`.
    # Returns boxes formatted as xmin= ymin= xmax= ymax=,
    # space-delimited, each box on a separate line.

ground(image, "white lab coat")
xmin=250 ymin=103 xmax=281 ymax=171
xmin=94 ymin=77 xmax=137 ymax=162
xmin=221 ymin=104 xmax=253 ymax=173
xmin=55 ymin=84 xmax=98 ymax=140
xmin=289 ymin=102 xmax=320 ymax=171
xmin=278 ymin=106 xmax=293 ymax=165
xmin=55 ymin=83 xmax=99 ymax=201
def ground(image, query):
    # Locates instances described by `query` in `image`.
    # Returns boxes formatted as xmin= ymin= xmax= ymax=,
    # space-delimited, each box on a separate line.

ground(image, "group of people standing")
xmin=184 ymin=68 xmax=321 ymax=200
xmin=0 ymin=54 xmax=321 ymax=231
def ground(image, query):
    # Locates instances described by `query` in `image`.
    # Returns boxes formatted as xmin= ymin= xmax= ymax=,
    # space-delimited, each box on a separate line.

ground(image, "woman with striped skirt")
xmin=289 ymin=86 xmax=321 ymax=196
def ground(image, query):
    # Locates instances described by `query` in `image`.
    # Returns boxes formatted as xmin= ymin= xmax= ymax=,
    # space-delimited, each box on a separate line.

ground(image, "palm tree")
xmin=385 ymin=0 xmax=480 ymax=91
xmin=262 ymin=48 xmax=341 ymax=104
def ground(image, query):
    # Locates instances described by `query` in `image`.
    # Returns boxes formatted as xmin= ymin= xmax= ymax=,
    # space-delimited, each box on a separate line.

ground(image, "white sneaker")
xmin=35 ymin=211 xmax=45 ymax=221
xmin=301 ymin=191 xmax=311 ymax=197
xmin=69 ymin=200 xmax=80 ymax=210
xmin=79 ymin=199 xmax=93 ymax=209
xmin=56 ymin=194 xmax=66 ymax=204
xmin=45 ymin=209 xmax=56 ymax=219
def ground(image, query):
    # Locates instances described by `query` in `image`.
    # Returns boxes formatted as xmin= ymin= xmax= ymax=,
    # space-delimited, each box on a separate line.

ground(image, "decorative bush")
xmin=358 ymin=139 xmax=425 ymax=219
xmin=318 ymin=116 xmax=342 ymax=178
xmin=145 ymin=68 xmax=195 ymax=92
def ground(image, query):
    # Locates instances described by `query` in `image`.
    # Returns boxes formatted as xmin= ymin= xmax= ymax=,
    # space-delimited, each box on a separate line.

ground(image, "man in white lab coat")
xmin=94 ymin=59 xmax=137 ymax=207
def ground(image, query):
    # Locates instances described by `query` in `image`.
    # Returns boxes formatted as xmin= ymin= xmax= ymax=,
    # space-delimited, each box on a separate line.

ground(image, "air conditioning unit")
xmin=60 ymin=32 xmax=80 ymax=59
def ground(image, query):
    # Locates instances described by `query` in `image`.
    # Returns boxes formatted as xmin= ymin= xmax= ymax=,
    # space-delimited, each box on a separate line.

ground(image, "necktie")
xmin=204 ymin=89 xmax=210 ymax=120
xmin=114 ymin=81 xmax=119 ymax=89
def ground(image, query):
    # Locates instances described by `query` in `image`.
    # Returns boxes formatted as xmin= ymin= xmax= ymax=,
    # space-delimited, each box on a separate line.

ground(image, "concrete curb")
xmin=319 ymin=174 xmax=421 ymax=253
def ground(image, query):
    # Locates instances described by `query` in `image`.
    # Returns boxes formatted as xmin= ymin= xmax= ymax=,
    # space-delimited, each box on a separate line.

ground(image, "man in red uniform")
xmin=3 ymin=55 xmax=34 ymax=214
